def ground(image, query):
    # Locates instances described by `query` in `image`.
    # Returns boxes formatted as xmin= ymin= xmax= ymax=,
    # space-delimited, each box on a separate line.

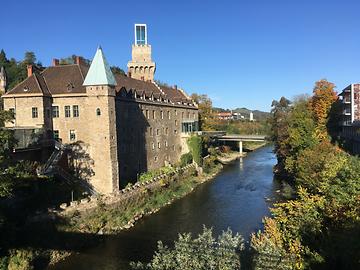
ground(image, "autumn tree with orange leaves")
xmin=309 ymin=79 xmax=338 ymax=140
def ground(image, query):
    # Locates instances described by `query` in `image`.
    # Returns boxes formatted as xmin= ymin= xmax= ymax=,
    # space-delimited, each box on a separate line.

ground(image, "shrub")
xmin=187 ymin=135 xmax=203 ymax=166
xmin=180 ymin=152 xmax=193 ymax=167
xmin=131 ymin=226 xmax=244 ymax=270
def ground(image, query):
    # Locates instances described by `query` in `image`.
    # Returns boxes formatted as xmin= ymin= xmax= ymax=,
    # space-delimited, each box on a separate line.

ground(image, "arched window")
xmin=96 ymin=108 xmax=101 ymax=116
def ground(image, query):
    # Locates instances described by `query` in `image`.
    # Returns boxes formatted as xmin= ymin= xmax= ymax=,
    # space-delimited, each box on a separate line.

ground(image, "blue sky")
xmin=2 ymin=0 xmax=360 ymax=111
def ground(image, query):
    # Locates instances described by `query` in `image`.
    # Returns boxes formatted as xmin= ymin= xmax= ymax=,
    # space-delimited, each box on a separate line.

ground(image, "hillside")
xmin=212 ymin=107 xmax=270 ymax=121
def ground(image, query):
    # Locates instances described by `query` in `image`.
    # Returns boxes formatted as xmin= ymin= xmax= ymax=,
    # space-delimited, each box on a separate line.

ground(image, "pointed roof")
xmin=83 ymin=46 xmax=117 ymax=86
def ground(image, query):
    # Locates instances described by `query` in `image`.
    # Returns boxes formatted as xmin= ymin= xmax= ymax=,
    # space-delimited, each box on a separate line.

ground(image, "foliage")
xmin=251 ymin=218 xmax=300 ymax=270
xmin=180 ymin=152 xmax=193 ymax=167
xmin=131 ymin=227 xmax=244 ymax=270
xmin=294 ymin=142 xmax=347 ymax=194
xmin=269 ymin=96 xmax=291 ymax=174
xmin=7 ymin=249 xmax=34 ymax=270
xmin=187 ymin=135 xmax=202 ymax=166
xmin=0 ymin=49 xmax=42 ymax=90
xmin=110 ymin=66 xmax=126 ymax=75
xmin=190 ymin=93 xmax=215 ymax=131
xmin=309 ymin=79 xmax=338 ymax=140
xmin=264 ymin=79 xmax=360 ymax=269
xmin=138 ymin=166 xmax=175 ymax=183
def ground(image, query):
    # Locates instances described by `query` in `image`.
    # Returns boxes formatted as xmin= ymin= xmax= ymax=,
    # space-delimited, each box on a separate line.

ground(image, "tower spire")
xmin=83 ymin=47 xmax=117 ymax=86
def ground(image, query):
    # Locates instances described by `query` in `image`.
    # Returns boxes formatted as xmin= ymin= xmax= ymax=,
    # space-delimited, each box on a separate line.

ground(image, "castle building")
xmin=1 ymin=25 xmax=199 ymax=194
xmin=0 ymin=66 xmax=6 ymax=95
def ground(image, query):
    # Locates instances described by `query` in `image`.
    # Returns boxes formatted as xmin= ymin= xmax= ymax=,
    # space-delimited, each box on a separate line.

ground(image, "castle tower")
xmin=83 ymin=47 xmax=119 ymax=193
xmin=127 ymin=24 xmax=156 ymax=82
xmin=0 ymin=66 xmax=6 ymax=95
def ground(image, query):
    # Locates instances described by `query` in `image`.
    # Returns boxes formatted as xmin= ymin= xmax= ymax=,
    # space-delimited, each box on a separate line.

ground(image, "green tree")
xmin=131 ymin=227 xmax=244 ymax=270
xmin=269 ymin=97 xmax=291 ymax=175
xmin=23 ymin=51 xmax=36 ymax=65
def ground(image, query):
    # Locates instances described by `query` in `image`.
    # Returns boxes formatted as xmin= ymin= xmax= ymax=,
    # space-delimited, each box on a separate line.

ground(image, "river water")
xmin=50 ymin=145 xmax=278 ymax=270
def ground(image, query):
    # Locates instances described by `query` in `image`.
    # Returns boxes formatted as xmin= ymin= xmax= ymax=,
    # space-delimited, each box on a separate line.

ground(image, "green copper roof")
xmin=83 ymin=46 xmax=117 ymax=86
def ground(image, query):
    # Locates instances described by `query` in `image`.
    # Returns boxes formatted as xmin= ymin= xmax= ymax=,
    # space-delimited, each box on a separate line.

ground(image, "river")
xmin=50 ymin=145 xmax=278 ymax=270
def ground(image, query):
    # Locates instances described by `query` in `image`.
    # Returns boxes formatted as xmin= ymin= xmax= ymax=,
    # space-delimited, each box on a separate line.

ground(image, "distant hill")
xmin=212 ymin=107 xmax=270 ymax=121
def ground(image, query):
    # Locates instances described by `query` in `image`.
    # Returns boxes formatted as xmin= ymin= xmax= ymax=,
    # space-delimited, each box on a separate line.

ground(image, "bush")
xmin=180 ymin=152 xmax=193 ymax=167
xmin=187 ymin=135 xmax=202 ymax=166
xmin=131 ymin=226 xmax=244 ymax=270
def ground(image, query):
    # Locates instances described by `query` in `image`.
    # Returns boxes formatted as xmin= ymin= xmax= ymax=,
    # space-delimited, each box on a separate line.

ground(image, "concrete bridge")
xmin=198 ymin=131 xmax=267 ymax=155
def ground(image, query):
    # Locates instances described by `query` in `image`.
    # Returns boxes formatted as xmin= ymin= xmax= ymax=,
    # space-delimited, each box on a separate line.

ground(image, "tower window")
xmin=135 ymin=24 xmax=147 ymax=45
xmin=158 ymin=142 xmax=161 ymax=149
xmin=96 ymin=108 xmax=101 ymax=116
xmin=32 ymin=107 xmax=38 ymax=118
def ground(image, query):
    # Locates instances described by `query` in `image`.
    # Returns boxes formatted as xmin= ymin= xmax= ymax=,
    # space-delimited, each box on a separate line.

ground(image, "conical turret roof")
xmin=83 ymin=46 xmax=117 ymax=86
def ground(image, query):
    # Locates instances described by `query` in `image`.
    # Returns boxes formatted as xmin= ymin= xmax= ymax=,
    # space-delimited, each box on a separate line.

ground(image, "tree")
xmin=23 ymin=51 xmax=36 ymax=65
xmin=0 ymin=109 xmax=16 ymax=197
xmin=131 ymin=227 xmax=244 ymax=270
xmin=111 ymin=66 xmax=126 ymax=76
xmin=310 ymin=80 xmax=338 ymax=141
xmin=190 ymin=93 xmax=215 ymax=131
xmin=269 ymin=97 xmax=291 ymax=175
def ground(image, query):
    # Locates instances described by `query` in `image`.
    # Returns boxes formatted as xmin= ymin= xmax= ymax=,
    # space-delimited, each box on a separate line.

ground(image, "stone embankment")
xmin=57 ymin=163 xmax=197 ymax=217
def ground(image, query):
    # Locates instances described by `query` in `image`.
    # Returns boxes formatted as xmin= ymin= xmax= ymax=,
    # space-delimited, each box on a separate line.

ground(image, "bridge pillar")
xmin=239 ymin=141 xmax=243 ymax=156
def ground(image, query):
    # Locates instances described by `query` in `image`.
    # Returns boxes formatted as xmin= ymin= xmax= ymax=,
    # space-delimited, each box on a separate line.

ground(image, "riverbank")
xmin=217 ymin=142 xmax=267 ymax=164
xmin=50 ymin=145 xmax=276 ymax=270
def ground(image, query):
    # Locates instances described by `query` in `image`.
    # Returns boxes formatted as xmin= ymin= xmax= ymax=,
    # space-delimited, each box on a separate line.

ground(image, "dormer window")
xmin=23 ymin=86 xmax=29 ymax=92
xmin=67 ymin=83 xmax=75 ymax=91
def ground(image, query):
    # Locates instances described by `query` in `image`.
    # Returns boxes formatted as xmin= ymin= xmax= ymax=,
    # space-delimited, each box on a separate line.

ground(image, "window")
xmin=154 ymin=156 xmax=158 ymax=162
xmin=69 ymin=130 xmax=76 ymax=141
xmin=151 ymin=142 xmax=155 ymax=150
xmin=182 ymin=112 xmax=184 ymax=119
xmin=96 ymin=108 xmax=101 ymax=116
xmin=172 ymin=145 xmax=175 ymax=151
xmin=9 ymin=108 xmax=15 ymax=117
xmin=174 ymin=129 xmax=177 ymax=134
xmin=175 ymin=120 xmax=178 ymax=126
xmin=175 ymin=110 xmax=177 ymax=116
xmin=158 ymin=142 xmax=161 ymax=149
xmin=32 ymin=107 xmax=38 ymax=118
xmin=73 ymin=105 xmax=79 ymax=117
xmin=146 ymin=110 xmax=149 ymax=119
xmin=149 ymin=127 xmax=153 ymax=136
xmin=161 ymin=111 xmax=164 ymax=119
xmin=53 ymin=130 xmax=59 ymax=139
xmin=156 ymin=129 xmax=160 ymax=136
xmin=187 ymin=112 xmax=190 ymax=118
xmin=135 ymin=24 xmax=146 ymax=45
xmin=165 ymin=141 xmax=168 ymax=147
xmin=52 ymin=106 xmax=59 ymax=118
xmin=65 ymin=106 xmax=71 ymax=118
xmin=167 ymin=111 xmax=171 ymax=119
xmin=152 ymin=110 xmax=156 ymax=119
xmin=165 ymin=127 xmax=169 ymax=135
xmin=193 ymin=113 xmax=196 ymax=119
